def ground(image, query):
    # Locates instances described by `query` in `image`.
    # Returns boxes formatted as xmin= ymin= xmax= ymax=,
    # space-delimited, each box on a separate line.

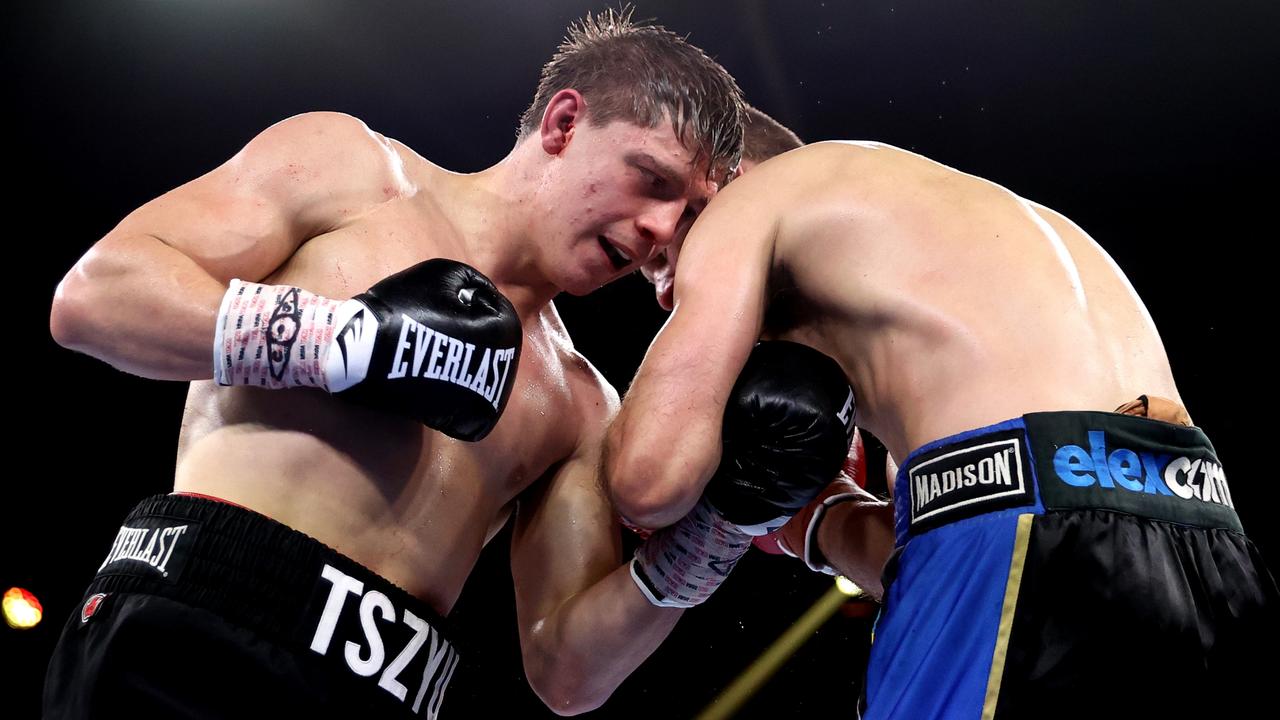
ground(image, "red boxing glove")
xmin=754 ymin=430 xmax=867 ymax=573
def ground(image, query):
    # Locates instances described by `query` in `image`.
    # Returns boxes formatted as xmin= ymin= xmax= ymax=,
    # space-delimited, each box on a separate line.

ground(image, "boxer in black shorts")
xmin=46 ymin=494 xmax=458 ymax=717
xmin=47 ymin=9 xmax=762 ymax=716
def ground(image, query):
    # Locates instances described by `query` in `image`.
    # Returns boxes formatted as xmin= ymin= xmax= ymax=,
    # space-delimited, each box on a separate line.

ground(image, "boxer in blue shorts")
xmin=608 ymin=133 xmax=1277 ymax=717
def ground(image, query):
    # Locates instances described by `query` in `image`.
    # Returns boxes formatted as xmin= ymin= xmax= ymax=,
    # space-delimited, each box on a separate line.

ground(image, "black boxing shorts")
xmin=44 ymin=493 xmax=459 ymax=719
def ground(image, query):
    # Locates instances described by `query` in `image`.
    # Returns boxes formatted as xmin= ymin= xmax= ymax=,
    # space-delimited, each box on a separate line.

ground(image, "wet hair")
xmin=742 ymin=105 xmax=803 ymax=163
xmin=519 ymin=6 xmax=745 ymax=181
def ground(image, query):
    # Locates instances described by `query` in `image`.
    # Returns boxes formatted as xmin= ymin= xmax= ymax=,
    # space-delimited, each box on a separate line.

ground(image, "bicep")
xmin=510 ymin=448 xmax=621 ymax=633
xmin=510 ymin=379 xmax=622 ymax=629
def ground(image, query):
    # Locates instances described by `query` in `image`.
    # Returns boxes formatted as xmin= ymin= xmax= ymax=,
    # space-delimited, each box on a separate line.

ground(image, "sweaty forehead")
xmin=624 ymin=115 xmax=737 ymax=189
xmin=673 ymin=129 xmax=738 ymax=190
xmin=627 ymin=146 xmax=719 ymax=200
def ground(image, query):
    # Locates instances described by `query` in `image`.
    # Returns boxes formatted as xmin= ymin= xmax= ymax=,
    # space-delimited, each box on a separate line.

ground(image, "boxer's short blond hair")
xmin=519 ymin=7 xmax=744 ymax=182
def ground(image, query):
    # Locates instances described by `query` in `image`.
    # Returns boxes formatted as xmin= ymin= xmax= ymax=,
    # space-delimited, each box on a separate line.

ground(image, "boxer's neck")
xmin=427 ymin=150 xmax=562 ymax=313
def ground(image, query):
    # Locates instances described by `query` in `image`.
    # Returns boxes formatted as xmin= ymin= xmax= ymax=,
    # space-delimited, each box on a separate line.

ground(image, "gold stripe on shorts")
xmin=982 ymin=513 xmax=1033 ymax=720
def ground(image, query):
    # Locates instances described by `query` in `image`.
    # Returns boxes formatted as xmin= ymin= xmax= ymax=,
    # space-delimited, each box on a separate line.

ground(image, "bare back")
xmin=174 ymin=143 xmax=601 ymax=615
xmin=762 ymin=142 xmax=1180 ymax=460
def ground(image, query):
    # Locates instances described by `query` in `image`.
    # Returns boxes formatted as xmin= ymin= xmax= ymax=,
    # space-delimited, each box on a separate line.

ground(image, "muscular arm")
xmin=510 ymin=378 xmax=682 ymax=715
xmin=605 ymin=170 xmax=781 ymax=528
xmin=49 ymin=112 xmax=402 ymax=379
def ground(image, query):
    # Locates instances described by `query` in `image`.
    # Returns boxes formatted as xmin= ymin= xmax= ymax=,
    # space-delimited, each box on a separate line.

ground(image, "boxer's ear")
xmin=540 ymin=89 xmax=585 ymax=155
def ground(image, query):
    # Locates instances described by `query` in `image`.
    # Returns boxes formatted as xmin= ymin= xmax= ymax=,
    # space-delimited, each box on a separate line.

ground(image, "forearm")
xmin=815 ymin=499 xmax=896 ymax=600
xmin=51 ymin=233 xmax=229 ymax=380
xmin=522 ymin=562 xmax=682 ymax=715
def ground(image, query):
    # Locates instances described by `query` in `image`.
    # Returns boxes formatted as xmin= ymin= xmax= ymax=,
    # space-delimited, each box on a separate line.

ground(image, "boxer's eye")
xmin=640 ymin=167 xmax=664 ymax=189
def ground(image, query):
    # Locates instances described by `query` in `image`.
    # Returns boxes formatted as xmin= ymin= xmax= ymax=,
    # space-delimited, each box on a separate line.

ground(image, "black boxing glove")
xmin=705 ymin=340 xmax=856 ymax=533
xmin=214 ymin=258 xmax=522 ymax=441
xmin=629 ymin=341 xmax=855 ymax=608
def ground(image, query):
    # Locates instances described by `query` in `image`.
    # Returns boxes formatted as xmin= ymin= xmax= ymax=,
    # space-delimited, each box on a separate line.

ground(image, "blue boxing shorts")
xmin=862 ymin=408 xmax=1277 ymax=719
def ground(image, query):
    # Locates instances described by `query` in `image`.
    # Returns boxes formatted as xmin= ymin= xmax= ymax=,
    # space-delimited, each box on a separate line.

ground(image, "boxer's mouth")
xmin=599 ymin=235 xmax=630 ymax=271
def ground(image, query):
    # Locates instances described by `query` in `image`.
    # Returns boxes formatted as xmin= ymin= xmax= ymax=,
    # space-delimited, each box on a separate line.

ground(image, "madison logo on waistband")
xmin=308 ymin=564 xmax=458 ymax=718
xmin=1052 ymin=430 xmax=1232 ymax=508
xmin=907 ymin=431 xmax=1034 ymax=530
xmin=97 ymin=521 xmax=199 ymax=581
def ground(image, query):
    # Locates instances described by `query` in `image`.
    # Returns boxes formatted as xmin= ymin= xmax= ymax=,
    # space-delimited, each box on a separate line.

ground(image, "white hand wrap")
xmin=213 ymin=280 xmax=344 ymax=389
xmin=630 ymin=497 xmax=753 ymax=609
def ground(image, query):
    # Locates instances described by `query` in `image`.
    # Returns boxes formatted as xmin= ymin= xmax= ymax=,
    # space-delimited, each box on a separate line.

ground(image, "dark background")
xmin=6 ymin=1 xmax=1275 ymax=717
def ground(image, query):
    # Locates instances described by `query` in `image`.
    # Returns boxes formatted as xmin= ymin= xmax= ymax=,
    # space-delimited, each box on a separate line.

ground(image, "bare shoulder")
xmin=541 ymin=305 xmax=621 ymax=432
xmin=703 ymin=141 xmax=894 ymax=237
xmin=766 ymin=139 xmax=894 ymax=169
xmin=792 ymin=139 xmax=975 ymax=177
xmin=248 ymin=112 xmax=393 ymax=160
xmin=234 ymin=112 xmax=413 ymax=196
xmin=1025 ymin=199 xmax=1091 ymax=235
xmin=569 ymin=352 xmax=621 ymax=434
xmin=717 ymin=141 xmax=894 ymax=204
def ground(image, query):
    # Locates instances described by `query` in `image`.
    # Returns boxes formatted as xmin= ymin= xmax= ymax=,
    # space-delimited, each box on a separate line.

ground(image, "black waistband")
xmin=85 ymin=494 xmax=461 ymax=716
xmin=895 ymin=411 xmax=1240 ymax=540
xmin=89 ymin=492 xmax=456 ymax=649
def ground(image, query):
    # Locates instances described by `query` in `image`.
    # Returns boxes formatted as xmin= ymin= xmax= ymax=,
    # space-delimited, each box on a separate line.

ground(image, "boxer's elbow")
xmin=610 ymin=471 xmax=700 ymax=530
xmin=525 ymin=656 xmax=608 ymax=715
xmin=49 ymin=269 xmax=100 ymax=352
xmin=532 ymin=681 xmax=605 ymax=716
xmin=50 ymin=239 xmax=139 ymax=353
xmin=604 ymin=429 xmax=704 ymax=529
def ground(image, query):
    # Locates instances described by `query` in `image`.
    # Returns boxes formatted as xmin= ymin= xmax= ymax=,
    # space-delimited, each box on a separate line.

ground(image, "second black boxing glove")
xmin=629 ymin=341 xmax=855 ymax=608
xmin=706 ymin=340 xmax=856 ymax=532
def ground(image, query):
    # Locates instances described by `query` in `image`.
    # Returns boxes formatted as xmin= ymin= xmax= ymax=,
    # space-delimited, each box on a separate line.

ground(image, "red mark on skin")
xmin=383 ymin=185 xmax=395 ymax=197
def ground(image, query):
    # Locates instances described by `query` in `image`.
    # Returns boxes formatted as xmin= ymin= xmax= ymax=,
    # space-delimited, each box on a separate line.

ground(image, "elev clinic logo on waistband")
xmin=1052 ymin=430 xmax=1232 ymax=508
xmin=909 ymin=435 xmax=1031 ymax=526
